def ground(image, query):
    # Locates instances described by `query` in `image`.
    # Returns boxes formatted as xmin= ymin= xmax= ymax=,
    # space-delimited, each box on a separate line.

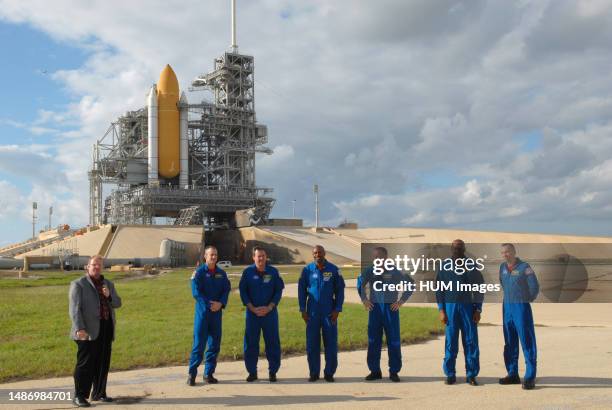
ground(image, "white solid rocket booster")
xmin=179 ymin=91 xmax=189 ymax=188
xmin=147 ymin=85 xmax=159 ymax=184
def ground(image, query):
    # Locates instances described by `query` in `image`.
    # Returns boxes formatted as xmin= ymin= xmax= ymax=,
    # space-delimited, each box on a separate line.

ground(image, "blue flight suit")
xmin=358 ymin=267 xmax=413 ymax=374
xmin=298 ymin=260 xmax=345 ymax=377
xmin=239 ymin=264 xmax=285 ymax=375
xmin=436 ymin=262 xmax=484 ymax=378
xmin=188 ymin=263 xmax=231 ymax=378
xmin=500 ymin=258 xmax=539 ymax=381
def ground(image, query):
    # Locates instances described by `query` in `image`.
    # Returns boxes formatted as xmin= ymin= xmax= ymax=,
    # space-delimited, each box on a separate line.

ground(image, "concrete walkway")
xmin=2 ymin=290 xmax=611 ymax=409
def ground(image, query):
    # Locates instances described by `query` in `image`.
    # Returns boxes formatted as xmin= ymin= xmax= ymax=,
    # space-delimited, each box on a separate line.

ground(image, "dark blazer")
xmin=69 ymin=275 xmax=122 ymax=341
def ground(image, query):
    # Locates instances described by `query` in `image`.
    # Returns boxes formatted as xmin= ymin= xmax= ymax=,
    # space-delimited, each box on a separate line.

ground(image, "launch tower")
xmin=88 ymin=1 xmax=274 ymax=227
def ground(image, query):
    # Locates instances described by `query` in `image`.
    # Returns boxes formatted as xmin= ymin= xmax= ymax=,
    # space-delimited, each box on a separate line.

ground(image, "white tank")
xmin=179 ymin=92 xmax=189 ymax=188
xmin=147 ymin=85 xmax=159 ymax=184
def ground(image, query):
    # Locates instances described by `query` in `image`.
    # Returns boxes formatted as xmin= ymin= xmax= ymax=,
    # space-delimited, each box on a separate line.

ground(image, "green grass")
xmin=0 ymin=265 xmax=361 ymax=289
xmin=0 ymin=271 xmax=133 ymax=288
xmin=0 ymin=268 xmax=442 ymax=383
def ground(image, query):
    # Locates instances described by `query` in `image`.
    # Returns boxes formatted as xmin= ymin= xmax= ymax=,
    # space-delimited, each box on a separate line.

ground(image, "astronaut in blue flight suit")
xmin=187 ymin=245 xmax=231 ymax=386
xmin=239 ymin=246 xmax=285 ymax=382
xmin=436 ymin=239 xmax=484 ymax=386
xmin=498 ymin=243 xmax=539 ymax=390
xmin=298 ymin=245 xmax=345 ymax=382
xmin=358 ymin=246 xmax=413 ymax=382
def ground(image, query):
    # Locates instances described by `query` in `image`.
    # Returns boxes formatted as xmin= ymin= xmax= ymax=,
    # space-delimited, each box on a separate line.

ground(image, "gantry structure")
xmin=88 ymin=50 xmax=275 ymax=227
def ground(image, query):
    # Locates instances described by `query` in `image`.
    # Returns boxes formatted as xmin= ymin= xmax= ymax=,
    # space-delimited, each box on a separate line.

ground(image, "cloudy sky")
xmin=1 ymin=0 xmax=612 ymax=246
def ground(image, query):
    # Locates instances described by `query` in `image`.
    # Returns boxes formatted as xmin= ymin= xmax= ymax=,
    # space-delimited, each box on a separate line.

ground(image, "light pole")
xmin=32 ymin=202 xmax=37 ymax=239
xmin=291 ymin=200 xmax=296 ymax=218
xmin=49 ymin=206 xmax=53 ymax=230
xmin=313 ymin=185 xmax=319 ymax=229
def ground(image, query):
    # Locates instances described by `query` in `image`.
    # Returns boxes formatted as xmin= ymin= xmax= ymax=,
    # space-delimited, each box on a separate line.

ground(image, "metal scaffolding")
xmin=88 ymin=108 xmax=149 ymax=225
xmin=190 ymin=52 xmax=271 ymax=190
xmin=88 ymin=51 xmax=275 ymax=227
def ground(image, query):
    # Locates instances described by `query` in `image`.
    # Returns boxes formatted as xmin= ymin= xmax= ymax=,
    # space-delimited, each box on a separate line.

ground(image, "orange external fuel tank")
xmin=157 ymin=64 xmax=180 ymax=179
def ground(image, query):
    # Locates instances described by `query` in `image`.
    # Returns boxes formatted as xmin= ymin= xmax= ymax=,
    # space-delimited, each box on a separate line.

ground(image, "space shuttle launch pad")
xmin=88 ymin=2 xmax=274 ymax=228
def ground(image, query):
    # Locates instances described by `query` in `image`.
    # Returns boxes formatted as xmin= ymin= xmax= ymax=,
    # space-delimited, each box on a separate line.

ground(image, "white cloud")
xmin=0 ymin=0 xmax=612 ymax=240
xmin=0 ymin=180 xmax=24 ymax=219
xmin=0 ymin=145 xmax=69 ymax=188
xmin=259 ymin=144 xmax=295 ymax=169
xmin=459 ymin=180 xmax=485 ymax=206
xmin=0 ymin=118 xmax=59 ymax=136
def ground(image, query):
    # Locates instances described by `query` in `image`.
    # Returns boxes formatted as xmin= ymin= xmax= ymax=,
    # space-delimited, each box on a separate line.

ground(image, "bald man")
xmin=498 ymin=243 xmax=539 ymax=390
xmin=436 ymin=240 xmax=484 ymax=386
xmin=298 ymin=245 xmax=345 ymax=382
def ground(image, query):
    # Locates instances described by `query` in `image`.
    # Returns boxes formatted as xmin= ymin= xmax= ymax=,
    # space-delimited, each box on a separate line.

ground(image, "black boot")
xmin=91 ymin=395 xmax=113 ymax=402
xmin=389 ymin=372 xmax=400 ymax=382
xmin=246 ymin=373 xmax=258 ymax=382
xmin=206 ymin=374 xmax=218 ymax=384
xmin=308 ymin=374 xmax=319 ymax=382
xmin=187 ymin=375 xmax=196 ymax=386
xmin=522 ymin=379 xmax=536 ymax=390
xmin=324 ymin=374 xmax=335 ymax=382
xmin=365 ymin=371 xmax=382 ymax=381
xmin=445 ymin=375 xmax=456 ymax=385
xmin=72 ymin=396 xmax=91 ymax=407
xmin=499 ymin=374 xmax=521 ymax=385
xmin=467 ymin=377 xmax=479 ymax=386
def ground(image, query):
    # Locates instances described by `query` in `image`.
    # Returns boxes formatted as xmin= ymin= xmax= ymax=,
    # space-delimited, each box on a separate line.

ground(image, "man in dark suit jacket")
xmin=69 ymin=255 xmax=122 ymax=407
